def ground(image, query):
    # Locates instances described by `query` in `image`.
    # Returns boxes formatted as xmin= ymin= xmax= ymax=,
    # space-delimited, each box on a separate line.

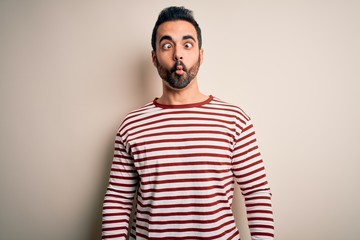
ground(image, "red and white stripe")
xmin=102 ymin=96 xmax=274 ymax=239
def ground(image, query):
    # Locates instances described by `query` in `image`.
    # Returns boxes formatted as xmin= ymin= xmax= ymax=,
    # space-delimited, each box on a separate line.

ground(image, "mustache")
xmin=170 ymin=61 xmax=187 ymax=72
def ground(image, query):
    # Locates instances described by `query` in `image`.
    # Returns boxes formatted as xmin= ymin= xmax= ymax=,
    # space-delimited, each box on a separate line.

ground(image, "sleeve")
xmin=102 ymin=131 xmax=139 ymax=239
xmin=232 ymin=118 xmax=275 ymax=239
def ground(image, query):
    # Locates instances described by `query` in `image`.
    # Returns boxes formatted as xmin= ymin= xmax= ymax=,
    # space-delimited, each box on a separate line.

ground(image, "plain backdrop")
xmin=1 ymin=1 xmax=359 ymax=240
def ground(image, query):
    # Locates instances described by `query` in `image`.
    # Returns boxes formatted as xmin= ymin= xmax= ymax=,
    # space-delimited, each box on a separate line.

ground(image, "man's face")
xmin=152 ymin=20 xmax=203 ymax=90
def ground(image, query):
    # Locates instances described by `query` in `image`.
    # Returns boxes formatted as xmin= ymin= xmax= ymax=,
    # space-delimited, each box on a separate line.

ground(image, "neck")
xmin=157 ymin=78 xmax=208 ymax=105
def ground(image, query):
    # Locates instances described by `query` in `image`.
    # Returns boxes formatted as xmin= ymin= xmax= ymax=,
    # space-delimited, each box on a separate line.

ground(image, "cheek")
xmin=157 ymin=56 xmax=173 ymax=68
xmin=186 ymin=51 xmax=200 ymax=61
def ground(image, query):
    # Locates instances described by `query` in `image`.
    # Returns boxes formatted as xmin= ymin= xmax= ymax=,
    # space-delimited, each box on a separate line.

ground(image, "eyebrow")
xmin=182 ymin=35 xmax=196 ymax=42
xmin=159 ymin=35 xmax=173 ymax=44
xmin=159 ymin=35 xmax=197 ymax=44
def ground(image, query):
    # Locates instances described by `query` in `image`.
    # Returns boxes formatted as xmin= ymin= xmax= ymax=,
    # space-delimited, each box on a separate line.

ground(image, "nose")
xmin=173 ymin=46 xmax=183 ymax=61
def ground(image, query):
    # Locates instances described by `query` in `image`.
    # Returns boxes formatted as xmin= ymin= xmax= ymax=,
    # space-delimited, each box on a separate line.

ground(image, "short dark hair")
xmin=151 ymin=6 xmax=202 ymax=51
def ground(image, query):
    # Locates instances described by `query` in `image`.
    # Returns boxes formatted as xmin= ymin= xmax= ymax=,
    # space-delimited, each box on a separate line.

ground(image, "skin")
xmin=151 ymin=20 xmax=208 ymax=105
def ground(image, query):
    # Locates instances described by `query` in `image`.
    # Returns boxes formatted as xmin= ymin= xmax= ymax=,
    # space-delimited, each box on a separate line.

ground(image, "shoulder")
xmin=209 ymin=96 xmax=251 ymax=122
xmin=118 ymin=101 xmax=158 ymax=133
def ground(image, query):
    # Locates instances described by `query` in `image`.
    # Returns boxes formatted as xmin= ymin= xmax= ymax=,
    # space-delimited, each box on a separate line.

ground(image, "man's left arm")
xmin=232 ymin=118 xmax=275 ymax=239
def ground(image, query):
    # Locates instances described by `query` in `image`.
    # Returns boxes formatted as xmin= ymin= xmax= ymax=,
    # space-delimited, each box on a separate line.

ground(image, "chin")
xmin=165 ymin=79 xmax=193 ymax=90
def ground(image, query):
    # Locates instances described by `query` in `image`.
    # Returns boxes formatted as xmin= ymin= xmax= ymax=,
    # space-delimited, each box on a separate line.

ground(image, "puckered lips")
xmin=172 ymin=61 xmax=186 ymax=75
xmin=175 ymin=65 xmax=184 ymax=75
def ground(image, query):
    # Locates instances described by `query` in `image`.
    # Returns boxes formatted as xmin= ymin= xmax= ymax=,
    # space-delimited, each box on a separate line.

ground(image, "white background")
xmin=1 ymin=1 xmax=359 ymax=239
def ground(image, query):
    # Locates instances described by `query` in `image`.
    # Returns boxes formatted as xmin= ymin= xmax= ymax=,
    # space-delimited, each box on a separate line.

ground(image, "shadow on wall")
xmin=135 ymin=53 xmax=161 ymax=105
xmin=90 ymin=138 xmax=116 ymax=240
xmin=88 ymin=53 xmax=158 ymax=240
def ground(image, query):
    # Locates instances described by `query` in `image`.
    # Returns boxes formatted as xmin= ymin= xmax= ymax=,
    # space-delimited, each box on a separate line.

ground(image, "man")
xmin=102 ymin=6 xmax=274 ymax=240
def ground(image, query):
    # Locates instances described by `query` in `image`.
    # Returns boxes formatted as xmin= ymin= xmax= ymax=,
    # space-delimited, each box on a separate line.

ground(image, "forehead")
xmin=157 ymin=20 xmax=197 ymax=41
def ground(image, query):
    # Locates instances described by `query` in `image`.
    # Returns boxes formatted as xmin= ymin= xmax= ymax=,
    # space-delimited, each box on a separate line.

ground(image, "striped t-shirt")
xmin=102 ymin=96 xmax=274 ymax=239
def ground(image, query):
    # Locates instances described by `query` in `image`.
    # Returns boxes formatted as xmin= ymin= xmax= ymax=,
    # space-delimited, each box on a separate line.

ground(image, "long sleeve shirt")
xmin=102 ymin=96 xmax=274 ymax=239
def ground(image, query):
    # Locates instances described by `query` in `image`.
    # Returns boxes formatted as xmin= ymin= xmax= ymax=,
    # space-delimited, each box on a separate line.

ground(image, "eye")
xmin=162 ymin=43 xmax=172 ymax=50
xmin=184 ymin=42 xmax=193 ymax=48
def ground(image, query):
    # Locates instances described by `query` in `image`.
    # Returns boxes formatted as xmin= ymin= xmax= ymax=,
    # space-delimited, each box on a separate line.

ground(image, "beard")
xmin=155 ymin=55 xmax=201 ymax=89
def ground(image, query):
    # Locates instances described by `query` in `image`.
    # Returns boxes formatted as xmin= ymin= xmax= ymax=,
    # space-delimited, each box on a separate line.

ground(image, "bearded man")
xmin=102 ymin=6 xmax=275 ymax=240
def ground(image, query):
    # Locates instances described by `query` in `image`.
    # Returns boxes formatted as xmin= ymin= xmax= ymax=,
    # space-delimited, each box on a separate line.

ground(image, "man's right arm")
xmin=102 ymin=132 xmax=138 ymax=240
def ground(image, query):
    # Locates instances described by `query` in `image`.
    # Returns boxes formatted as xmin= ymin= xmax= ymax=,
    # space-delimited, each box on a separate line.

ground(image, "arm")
xmin=102 ymin=131 xmax=138 ymax=240
xmin=232 ymin=118 xmax=275 ymax=239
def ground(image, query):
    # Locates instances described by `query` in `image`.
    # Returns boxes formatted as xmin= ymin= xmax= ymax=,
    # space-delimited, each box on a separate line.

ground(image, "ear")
xmin=199 ymin=48 xmax=204 ymax=65
xmin=151 ymin=50 xmax=157 ymax=67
